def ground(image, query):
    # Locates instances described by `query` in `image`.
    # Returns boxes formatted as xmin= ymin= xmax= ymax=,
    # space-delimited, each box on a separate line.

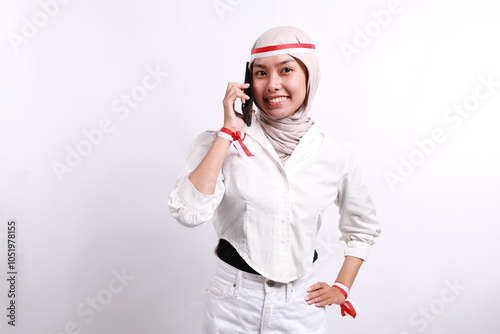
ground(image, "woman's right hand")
xmin=222 ymin=82 xmax=251 ymax=131
xmin=188 ymin=82 xmax=250 ymax=195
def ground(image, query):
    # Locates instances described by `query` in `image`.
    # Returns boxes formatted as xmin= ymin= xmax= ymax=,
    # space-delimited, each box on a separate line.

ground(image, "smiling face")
xmin=252 ymin=54 xmax=308 ymax=120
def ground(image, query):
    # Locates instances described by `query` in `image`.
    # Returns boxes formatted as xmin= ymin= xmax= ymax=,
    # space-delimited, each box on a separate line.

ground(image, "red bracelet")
xmin=218 ymin=127 xmax=254 ymax=157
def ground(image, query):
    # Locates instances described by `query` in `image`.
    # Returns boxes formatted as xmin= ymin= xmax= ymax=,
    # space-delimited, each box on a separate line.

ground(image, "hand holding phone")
xmin=241 ymin=62 xmax=253 ymax=127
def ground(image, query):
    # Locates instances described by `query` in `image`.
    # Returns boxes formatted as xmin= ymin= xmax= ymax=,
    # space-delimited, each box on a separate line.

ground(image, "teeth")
xmin=268 ymin=96 xmax=288 ymax=103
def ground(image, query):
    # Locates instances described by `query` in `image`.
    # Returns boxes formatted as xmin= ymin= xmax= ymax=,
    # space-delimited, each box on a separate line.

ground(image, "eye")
xmin=282 ymin=67 xmax=292 ymax=73
xmin=255 ymin=70 xmax=266 ymax=76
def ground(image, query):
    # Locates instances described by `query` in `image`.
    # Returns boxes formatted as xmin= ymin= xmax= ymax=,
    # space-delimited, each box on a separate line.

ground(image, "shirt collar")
xmin=244 ymin=114 xmax=323 ymax=168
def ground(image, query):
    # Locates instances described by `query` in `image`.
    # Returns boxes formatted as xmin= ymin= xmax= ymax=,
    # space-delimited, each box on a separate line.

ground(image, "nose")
xmin=266 ymin=72 xmax=282 ymax=91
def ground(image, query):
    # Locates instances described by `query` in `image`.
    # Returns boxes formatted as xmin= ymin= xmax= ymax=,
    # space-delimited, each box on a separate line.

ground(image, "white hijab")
xmin=249 ymin=26 xmax=321 ymax=164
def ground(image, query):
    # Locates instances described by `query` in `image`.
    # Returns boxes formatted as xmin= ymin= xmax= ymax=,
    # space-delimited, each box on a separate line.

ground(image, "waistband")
xmin=214 ymin=257 xmax=316 ymax=291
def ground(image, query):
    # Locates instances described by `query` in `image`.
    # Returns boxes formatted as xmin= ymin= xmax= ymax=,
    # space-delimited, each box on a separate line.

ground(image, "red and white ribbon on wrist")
xmin=332 ymin=282 xmax=349 ymax=299
xmin=332 ymin=283 xmax=359 ymax=318
xmin=340 ymin=300 xmax=358 ymax=318
xmin=218 ymin=127 xmax=254 ymax=157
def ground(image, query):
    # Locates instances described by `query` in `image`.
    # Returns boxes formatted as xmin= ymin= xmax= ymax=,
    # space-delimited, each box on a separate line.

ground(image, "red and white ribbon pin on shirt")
xmin=218 ymin=127 xmax=254 ymax=157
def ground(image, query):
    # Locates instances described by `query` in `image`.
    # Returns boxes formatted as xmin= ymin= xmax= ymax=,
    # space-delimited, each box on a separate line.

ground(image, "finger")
xmin=231 ymin=90 xmax=250 ymax=105
xmin=226 ymin=82 xmax=250 ymax=93
xmin=227 ymin=86 xmax=249 ymax=99
xmin=306 ymin=293 xmax=330 ymax=306
xmin=312 ymin=292 xmax=336 ymax=307
xmin=307 ymin=282 xmax=327 ymax=292
xmin=224 ymin=91 xmax=248 ymax=110
xmin=306 ymin=285 xmax=328 ymax=297
xmin=240 ymin=94 xmax=250 ymax=104
xmin=311 ymin=288 xmax=346 ymax=307
xmin=305 ymin=288 xmax=329 ymax=303
xmin=313 ymin=299 xmax=331 ymax=307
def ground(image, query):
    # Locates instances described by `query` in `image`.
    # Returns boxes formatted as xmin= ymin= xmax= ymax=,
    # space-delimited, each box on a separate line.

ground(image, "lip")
xmin=265 ymin=96 xmax=289 ymax=106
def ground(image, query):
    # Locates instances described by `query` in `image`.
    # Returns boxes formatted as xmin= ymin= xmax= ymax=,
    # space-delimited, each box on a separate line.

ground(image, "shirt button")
xmin=267 ymin=280 xmax=275 ymax=287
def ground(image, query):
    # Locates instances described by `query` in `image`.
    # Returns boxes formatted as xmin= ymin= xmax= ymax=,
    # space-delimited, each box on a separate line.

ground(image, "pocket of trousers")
xmin=205 ymin=278 xmax=232 ymax=300
xmin=293 ymin=276 xmax=319 ymax=308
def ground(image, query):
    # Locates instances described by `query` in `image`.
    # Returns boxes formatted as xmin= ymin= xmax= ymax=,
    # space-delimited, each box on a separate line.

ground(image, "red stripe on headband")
xmin=251 ymin=43 xmax=316 ymax=55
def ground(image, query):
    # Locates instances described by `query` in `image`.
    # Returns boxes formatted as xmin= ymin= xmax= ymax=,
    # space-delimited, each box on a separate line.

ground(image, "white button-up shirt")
xmin=168 ymin=119 xmax=381 ymax=283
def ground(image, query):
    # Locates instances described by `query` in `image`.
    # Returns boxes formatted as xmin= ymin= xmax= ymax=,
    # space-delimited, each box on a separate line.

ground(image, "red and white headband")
xmin=250 ymin=43 xmax=316 ymax=60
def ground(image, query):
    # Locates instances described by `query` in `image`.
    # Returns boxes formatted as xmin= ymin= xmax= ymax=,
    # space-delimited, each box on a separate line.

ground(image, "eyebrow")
xmin=253 ymin=59 xmax=296 ymax=69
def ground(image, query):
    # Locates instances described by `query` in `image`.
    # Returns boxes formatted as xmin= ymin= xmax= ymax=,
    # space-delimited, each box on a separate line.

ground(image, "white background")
xmin=1 ymin=0 xmax=500 ymax=333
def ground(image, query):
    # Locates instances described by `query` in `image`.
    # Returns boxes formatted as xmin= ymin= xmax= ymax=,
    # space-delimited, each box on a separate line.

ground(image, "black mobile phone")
xmin=242 ymin=62 xmax=253 ymax=127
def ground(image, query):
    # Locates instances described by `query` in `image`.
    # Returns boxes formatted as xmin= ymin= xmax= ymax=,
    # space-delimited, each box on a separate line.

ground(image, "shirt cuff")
xmin=176 ymin=177 xmax=216 ymax=212
xmin=344 ymin=240 xmax=372 ymax=260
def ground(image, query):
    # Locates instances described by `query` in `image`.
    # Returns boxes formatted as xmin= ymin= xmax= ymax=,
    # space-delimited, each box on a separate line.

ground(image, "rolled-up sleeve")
xmin=335 ymin=148 xmax=381 ymax=260
xmin=168 ymin=131 xmax=225 ymax=227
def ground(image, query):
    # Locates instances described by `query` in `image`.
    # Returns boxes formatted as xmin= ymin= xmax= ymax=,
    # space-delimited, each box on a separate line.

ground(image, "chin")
xmin=262 ymin=108 xmax=292 ymax=120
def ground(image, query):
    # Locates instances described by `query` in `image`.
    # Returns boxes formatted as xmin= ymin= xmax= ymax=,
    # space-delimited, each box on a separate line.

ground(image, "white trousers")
xmin=202 ymin=258 xmax=328 ymax=334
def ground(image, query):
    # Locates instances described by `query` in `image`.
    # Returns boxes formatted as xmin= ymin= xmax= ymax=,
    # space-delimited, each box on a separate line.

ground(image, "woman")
xmin=168 ymin=26 xmax=381 ymax=333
